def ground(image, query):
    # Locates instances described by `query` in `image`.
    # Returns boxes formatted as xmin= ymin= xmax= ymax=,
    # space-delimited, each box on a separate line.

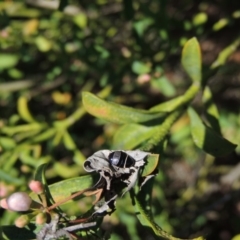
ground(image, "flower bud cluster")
xmin=0 ymin=180 xmax=45 ymax=228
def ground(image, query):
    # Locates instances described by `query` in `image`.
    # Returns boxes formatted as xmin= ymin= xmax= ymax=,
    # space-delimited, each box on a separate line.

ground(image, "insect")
xmin=108 ymin=151 xmax=135 ymax=168
xmin=83 ymin=150 xmax=149 ymax=193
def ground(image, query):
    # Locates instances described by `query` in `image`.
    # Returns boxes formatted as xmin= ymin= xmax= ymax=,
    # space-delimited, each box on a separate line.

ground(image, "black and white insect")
xmin=83 ymin=150 xmax=149 ymax=194
xmin=108 ymin=151 xmax=135 ymax=168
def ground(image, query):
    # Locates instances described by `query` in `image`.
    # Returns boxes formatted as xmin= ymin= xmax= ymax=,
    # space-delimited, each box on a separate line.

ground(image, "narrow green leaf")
xmin=48 ymin=175 xmax=94 ymax=202
xmin=0 ymin=53 xmax=19 ymax=70
xmin=211 ymin=38 xmax=240 ymax=68
xmin=142 ymin=110 xmax=183 ymax=151
xmin=112 ymin=124 xmax=158 ymax=149
xmin=31 ymin=175 xmax=94 ymax=203
xmin=133 ymin=179 xmax=205 ymax=240
xmin=151 ymin=76 xmax=176 ymax=97
xmin=82 ymin=92 xmax=164 ymax=124
xmin=32 ymin=128 xmax=56 ymax=143
xmin=202 ymin=87 xmax=221 ymax=134
xmin=0 ymin=169 xmax=24 ymax=185
xmin=142 ymin=154 xmax=159 ymax=177
xmin=62 ymin=130 xmax=77 ymax=150
xmin=132 ymin=61 xmax=151 ymax=74
xmin=53 ymin=162 xmax=80 ymax=178
xmin=133 ymin=18 xmax=154 ymax=37
xmin=17 ymin=96 xmax=36 ymax=123
xmin=181 ymin=37 xmax=202 ymax=82
xmin=34 ymin=163 xmax=48 ymax=185
xmin=0 ymin=137 xmax=16 ymax=150
xmin=73 ymin=13 xmax=88 ymax=29
xmin=188 ymin=107 xmax=237 ymax=156
xmin=150 ymin=83 xmax=200 ymax=112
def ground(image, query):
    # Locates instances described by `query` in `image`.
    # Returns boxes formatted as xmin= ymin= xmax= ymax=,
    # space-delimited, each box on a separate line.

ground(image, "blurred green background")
xmin=0 ymin=0 xmax=240 ymax=239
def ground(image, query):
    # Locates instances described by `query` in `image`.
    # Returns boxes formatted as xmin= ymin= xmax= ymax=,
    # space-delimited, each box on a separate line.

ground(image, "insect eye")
xmin=109 ymin=151 xmax=135 ymax=168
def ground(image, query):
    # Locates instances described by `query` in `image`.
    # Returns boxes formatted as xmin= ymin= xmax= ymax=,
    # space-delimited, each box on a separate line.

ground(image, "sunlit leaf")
xmin=0 ymin=137 xmax=16 ymax=150
xmin=142 ymin=110 xmax=183 ymax=151
xmin=133 ymin=18 xmax=154 ymax=37
xmin=181 ymin=37 xmax=202 ymax=82
xmin=203 ymin=87 xmax=221 ymax=134
xmin=62 ymin=130 xmax=76 ymax=150
xmin=150 ymin=83 xmax=200 ymax=112
xmin=113 ymin=124 xmax=158 ymax=149
xmin=212 ymin=18 xmax=229 ymax=31
xmin=53 ymin=162 xmax=80 ymax=178
xmin=17 ymin=96 xmax=36 ymax=123
xmin=0 ymin=169 xmax=24 ymax=185
xmin=35 ymin=36 xmax=52 ymax=52
xmin=151 ymin=76 xmax=176 ymax=97
xmin=192 ymin=12 xmax=208 ymax=26
xmin=73 ymin=13 xmax=88 ymax=29
xmin=142 ymin=154 xmax=159 ymax=177
xmin=31 ymin=174 xmax=95 ymax=203
xmin=82 ymin=92 xmax=164 ymax=124
xmin=132 ymin=61 xmax=151 ymax=75
xmin=211 ymin=38 xmax=240 ymax=68
xmin=232 ymin=234 xmax=240 ymax=240
xmin=0 ymin=54 xmax=19 ymax=70
xmin=188 ymin=107 xmax=237 ymax=156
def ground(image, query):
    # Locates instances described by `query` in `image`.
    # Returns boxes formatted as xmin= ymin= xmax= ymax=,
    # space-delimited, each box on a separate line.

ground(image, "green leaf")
xmin=132 ymin=61 xmax=151 ymax=75
xmin=192 ymin=12 xmax=208 ymax=26
xmin=181 ymin=37 xmax=202 ymax=82
xmin=188 ymin=107 xmax=237 ymax=156
xmin=211 ymin=38 xmax=240 ymax=68
xmin=73 ymin=13 xmax=88 ymax=29
xmin=62 ymin=130 xmax=77 ymax=150
xmin=31 ymin=174 xmax=94 ymax=203
xmin=49 ymin=175 xmax=94 ymax=202
xmin=232 ymin=234 xmax=240 ymax=240
xmin=17 ymin=96 xmax=36 ymax=123
xmin=113 ymin=124 xmax=158 ymax=149
xmin=142 ymin=154 xmax=159 ymax=177
xmin=0 ymin=54 xmax=19 ymax=70
xmin=35 ymin=36 xmax=52 ymax=52
xmin=53 ymin=162 xmax=80 ymax=178
xmin=202 ymin=87 xmax=221 ymax=134
xmin=82 ymin=92 xmax=164 ymax=124
xmin=133 ymin=181 xmax=205 ymax=240
xmin=212 ymin=18 xmax=229 ymax=31
xmin=133 ymin=18 xmax=154 ymax=37
xmin=0 ymin=137 xmax=16 ymax=150
xmin=150 ymin=83 xmax=200 ymax=112
xmin=151 ymin=76 xmax=176 ymax=97
xmin=34 ymin=163 xmax=48 ymax=185
xmin=0 ymin=168 xmax=24 ymax=185
xmin=142 ymin=110 xmax=183 ymax=151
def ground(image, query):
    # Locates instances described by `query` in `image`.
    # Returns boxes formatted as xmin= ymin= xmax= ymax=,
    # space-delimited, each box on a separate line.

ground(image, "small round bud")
xmin=35 ymin=212 xmax=47 ymax=225
xmin=7 ymin=192 xmax=32 ymax=212
xmin=0 ymin=198 xmax=9 ymax=209
xmin=15 ymin=215 xmax=30 ymax=228
xmin=137 ymin=74 xmax=151 ymax=85
xmin=28 ymin=180 xmax=44 ymax=194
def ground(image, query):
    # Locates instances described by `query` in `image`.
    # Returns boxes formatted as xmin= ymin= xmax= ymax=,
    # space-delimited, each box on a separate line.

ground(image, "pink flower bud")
xmin=36 ymin=212 xmax=47 ymax=225
xmin=137 ymin=74 xmax=151 ymax=84
xmin=28 ymin=180 xmax=44 ymax=194
xmin=15 ymin=215 xmax=30 ymax=228
xmin=0 ymin=198 xmax=9 ymax=209
xmin=6 ymin=192 xmax=32 ymax=212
